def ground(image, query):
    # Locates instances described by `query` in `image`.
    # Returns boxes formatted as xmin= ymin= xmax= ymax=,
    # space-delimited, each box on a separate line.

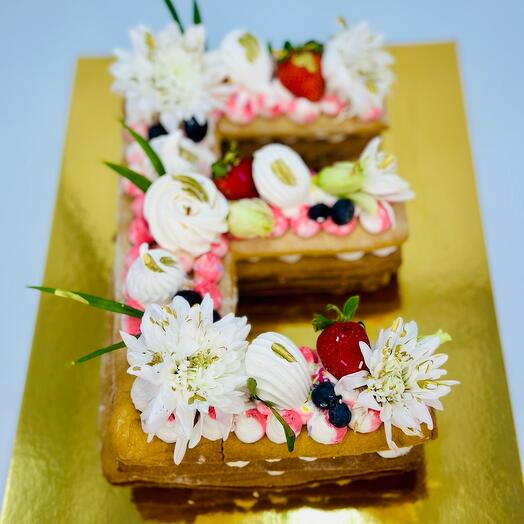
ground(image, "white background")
xmin=1 ymin=0 xmax=523 ymax=501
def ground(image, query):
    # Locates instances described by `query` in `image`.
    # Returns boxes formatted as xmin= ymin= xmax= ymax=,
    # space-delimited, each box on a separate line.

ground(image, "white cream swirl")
xmin=252 ymin=144 xmax=311 ymax=215
xmin=144 ymin=173 xmax=229 ymax=256
xmin=125 ymin=243 xmax=186 ymax=306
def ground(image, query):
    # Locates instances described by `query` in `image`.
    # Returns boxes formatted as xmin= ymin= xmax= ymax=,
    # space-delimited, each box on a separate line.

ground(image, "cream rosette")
xmin=220 ymin=29 xmax=273 ymax=93
xmin=245 ymin=332 xmax=312 ymax=410
xmin=143 ymin=173 xmax=228 ymax=257
xmin=125 ymin=243 xmax=186 ymax=306
xmin=322 ymin=22 xmax=394 ymax=119
xmin=148 ymin=130 xmax=216 ymax=178
xmin=252 ymin=144 xmax=311 ymax=215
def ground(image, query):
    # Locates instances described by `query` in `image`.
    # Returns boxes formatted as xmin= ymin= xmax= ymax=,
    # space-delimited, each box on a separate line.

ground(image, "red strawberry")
xmin=312 ymin=296 xmax=369 ymax=379
xmin=212 ymin=144 xmax=258 ymax=200
xmin=276 ymin=41 xmax=325 ymax=102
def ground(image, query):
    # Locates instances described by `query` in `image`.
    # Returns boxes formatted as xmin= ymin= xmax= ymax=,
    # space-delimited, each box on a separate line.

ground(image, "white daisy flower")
xmin=337 ymin=317 xmax=458 ymax=449
xmin=121 ymin=294 xmax=251 ymax=464
xmin=323 ymin=22 xmax=394 ymax=119
xmin=111 ymin=23 xmax=226 ymax=127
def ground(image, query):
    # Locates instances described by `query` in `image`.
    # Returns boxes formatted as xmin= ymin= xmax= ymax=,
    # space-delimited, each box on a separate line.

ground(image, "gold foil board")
xmin=2 ymin=43 xmax=523 ymax=523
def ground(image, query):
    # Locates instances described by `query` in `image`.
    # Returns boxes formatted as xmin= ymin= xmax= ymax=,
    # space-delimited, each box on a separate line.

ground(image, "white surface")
xmin=1 ymin=0 xmax=523 ymax=502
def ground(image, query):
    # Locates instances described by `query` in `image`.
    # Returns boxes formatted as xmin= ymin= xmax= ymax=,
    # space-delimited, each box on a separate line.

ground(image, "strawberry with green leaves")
xmin=211 ymin=143 xmax=258 ymax=200
xmin=276 ymin=41 xmax=325 ymax=102
xmin=313 ymin=296 xmax=369 ymax=379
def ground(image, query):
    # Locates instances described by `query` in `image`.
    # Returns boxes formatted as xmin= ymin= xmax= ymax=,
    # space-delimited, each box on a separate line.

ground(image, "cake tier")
xmin=216 ymin=114 xmax=387 ymax=169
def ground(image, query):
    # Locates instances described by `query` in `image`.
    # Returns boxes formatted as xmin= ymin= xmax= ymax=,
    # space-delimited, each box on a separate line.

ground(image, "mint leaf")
xmin=104 ymin=162 xmax=151 ymax=192
xmin=28 ymin=286 xmax=143 ymax=318
xmin=123 ymin=122 xmax=166 ymax=176
xmin=246 ymin=377 xmax=296 ymax=452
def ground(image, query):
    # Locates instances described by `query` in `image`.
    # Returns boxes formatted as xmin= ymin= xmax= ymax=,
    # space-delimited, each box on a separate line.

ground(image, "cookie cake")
xmin=32 ymin=0 xmax=457 ymax=519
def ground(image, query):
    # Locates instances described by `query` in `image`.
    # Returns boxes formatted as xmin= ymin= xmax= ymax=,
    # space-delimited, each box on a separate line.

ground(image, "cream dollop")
xmin=144 ymin=173 xmax=229 ymax=256
xmin=377 ymin=446 xmax=413 ymax=459
xmin=234 ymin=409 xmax=266 ymax=443
xmin=245 ymin=332 xmax=312 ymax=409
xmin=125 ymin=243 xmax=186 ymax=306
xmin=220 ymin=30 xmax=273 ymax=93
xmin=307 ymin=409 xmax=347 ymax=444
xmin=252 ymin=144 xmax=311 ymax=215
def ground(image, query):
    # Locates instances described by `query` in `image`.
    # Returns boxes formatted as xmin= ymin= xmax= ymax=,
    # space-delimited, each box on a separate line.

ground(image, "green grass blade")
xmin=123 ymin=122 xmax=165 ymax=176
xmin=28 ymin=286 xmax=144 ymax=318
xmin=72 ymin=339 xmax=127 ymax=365
xmin=164 ymin=0 xmax=184 ymax=33
xmin=104 ymin=161 xmax=151 ymax=192
xmin=193 ymin=0 xmax=202 ymax=24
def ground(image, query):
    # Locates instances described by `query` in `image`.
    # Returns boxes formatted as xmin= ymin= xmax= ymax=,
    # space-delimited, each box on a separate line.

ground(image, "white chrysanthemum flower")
xmin=323 ymin=22 xmax=394 ymax=119
xmin=121 ymin=294 xmax=251 ymax=464
xmin=337 ymin=317 xmax=458 ymax=449
xmin=349 ymin=137 xmax=414 ymax=222
xmin=111 ymin=24 xmax=226 ymax=126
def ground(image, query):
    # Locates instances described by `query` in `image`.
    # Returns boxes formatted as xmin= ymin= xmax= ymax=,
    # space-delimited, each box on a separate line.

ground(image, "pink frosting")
xmin=128 ymin=217 xmax=154 ymax=246
xmin=323 ymin=411 xmax=347 ymax=443
xmin=208 ymin=406 xmax=216 ymax=419
xmin=177 ymin=251 xmax=194 ymax=274
xmin=122 ymin=298 xmax=144 ymax=335
xmin=193 ymin=253 xmax=224 ymax=283
xmin=350 ymin=407 xmax=382 ymax=433
xmin=320 ymin=94 xmax=346 ymax=116
xmin=125 ymin=244 xmax=141 ymax=271
xmin=131 ymin=193 xmax=145 ymax=218
xmin=193 ymin=278 xmax=222 ymax=309
xmin=244 ymin=408 xmax=267 ymax=431
xmin=256 ymin=403 xmax=272 ymax=416
xmin=224 ymin=90 xmax=262 ymax=124
xmin=210 ymin=235 xmax=229 ymax=258
xmin=375 ymin=202 xmax=393 ymax=232
xmin=362 ymin=107 xmax=383 ymax=122
xmin=286 ymin=97 xmax=320 ymax=124
xmin=280 ymin=410 xmax=304 ymax=435
xmin=270 ymin=206 xmax=289 ymax=238
xmin=299 ymin=346 xmax=319 ymax=364
xmin=290 ymin=205 xmax=321 ymax=238
xmin=121 ymin=178 xmax=144 ymax=198
xmin=125 ymin=142 xmax=146 ymax=167
xmin=322 ymin=216 xmax=357 ymax=236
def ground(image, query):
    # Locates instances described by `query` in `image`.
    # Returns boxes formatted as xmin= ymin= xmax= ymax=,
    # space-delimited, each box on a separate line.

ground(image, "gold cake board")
xmin=2 ymin=43 xmax=523 ymax=523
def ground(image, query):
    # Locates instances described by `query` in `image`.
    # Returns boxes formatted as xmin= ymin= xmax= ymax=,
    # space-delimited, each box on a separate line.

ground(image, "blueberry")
xmin=183 ymin=117 xmax=208 ymax=143
xmin=311 ymin=381 xmax=337 ymax=409
xmin=331 ymin=199 xmax=355 ymax=225
xmin=213 ymin=310 xmax=221 ymax=322
xmin=148 ymin=122 xmax=168 ymax=140
xmin=175 ymin=290 xmax=202 ymax=306
xmin=307 ymin=203 xmax=331 ymax=222
xmin=328 ymin=401 xmax=352 ymax=428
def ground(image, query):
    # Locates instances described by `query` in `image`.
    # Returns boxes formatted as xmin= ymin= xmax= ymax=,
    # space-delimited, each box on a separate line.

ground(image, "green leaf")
xmin=122 ymin=122 xmax=165 ymax=176
xmin=342 ymin=296 xmax=359 ymax=320
xmin=266 ymin=403 xmax=296 ymax=452
xmin=72 ymin=339 xmax=127 ymax=365
xmin=164 ymin=0 xmax=184 ymax=33
xmin=246 ymin=377 xmax=296 ymax=452
xmin=312 ymin=313 xmax=335 ymax=332
xmin=193 ymin=0 xmax=202 ymax=24
xmin=104 ymin=161 xmax=151 ymax=192
xmin=28 ymin=286 xmax=144 ymax=318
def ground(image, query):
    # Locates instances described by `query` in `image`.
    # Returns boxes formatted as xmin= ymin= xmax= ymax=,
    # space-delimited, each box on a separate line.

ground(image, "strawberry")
xmin=312 ymin=296 xmax=369 ymax=379
xmin=211 ymin=143 xmax=258 ymax=200
xmin=276 ymin=41 xmax=325 ymax=102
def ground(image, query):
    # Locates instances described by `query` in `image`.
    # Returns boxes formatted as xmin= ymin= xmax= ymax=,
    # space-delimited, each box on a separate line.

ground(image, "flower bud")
xmin=228 ymin=198 xmax=274 ymax=239
xmin=316 ymin=162 xmax=365 ymax=196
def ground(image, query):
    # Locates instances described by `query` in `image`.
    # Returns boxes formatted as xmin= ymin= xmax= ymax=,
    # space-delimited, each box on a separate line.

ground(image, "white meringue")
xmin=245 ymin=332 xmax=312 ymax=410
xmin=144 ymin=173 xmax=229 ymax=256
xmin=265 ymin=412 xmax=302 ymax=444
xmin=125 ymin=243 xmax=186 ymax=306
xmin=252 ymin=144 xmax=311 ymax=215
xmin=149 ymin=130 xmax=216 ymax=177
xmin=220 ymin=30 xmax=273 ymax=93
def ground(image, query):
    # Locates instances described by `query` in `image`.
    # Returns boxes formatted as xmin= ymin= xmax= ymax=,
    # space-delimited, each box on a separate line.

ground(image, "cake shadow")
xmin=131 ymin=457 xmax=426 ymax=523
